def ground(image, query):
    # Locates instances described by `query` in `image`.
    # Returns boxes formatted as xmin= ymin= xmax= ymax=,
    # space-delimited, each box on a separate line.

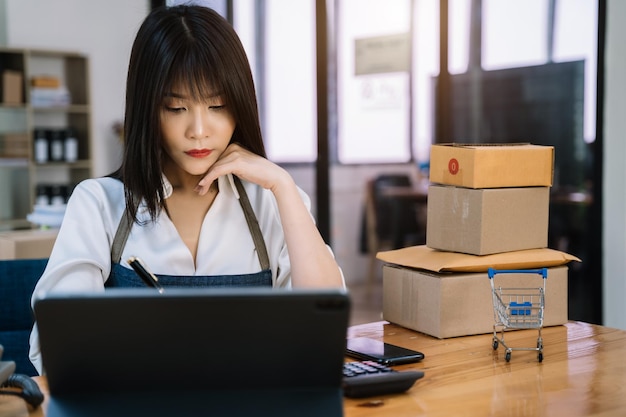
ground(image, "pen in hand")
xmin=127 ymin=256 xmax=164 ymax=293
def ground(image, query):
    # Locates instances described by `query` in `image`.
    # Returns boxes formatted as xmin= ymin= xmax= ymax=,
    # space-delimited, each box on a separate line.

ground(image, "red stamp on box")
xmin=448 ymin=158 xmax=459 ymax=175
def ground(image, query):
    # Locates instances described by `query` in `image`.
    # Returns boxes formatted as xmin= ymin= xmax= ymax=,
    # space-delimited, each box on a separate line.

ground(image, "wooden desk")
xmin=344 ymin=321 xmax=626 ymax=416
xmin=3 ymin=321 xmax=626 ymax=416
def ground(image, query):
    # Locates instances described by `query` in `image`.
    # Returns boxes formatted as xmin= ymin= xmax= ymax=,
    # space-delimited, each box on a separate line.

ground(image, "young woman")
xmin=29 ymin=5 xmax=344 ymax=375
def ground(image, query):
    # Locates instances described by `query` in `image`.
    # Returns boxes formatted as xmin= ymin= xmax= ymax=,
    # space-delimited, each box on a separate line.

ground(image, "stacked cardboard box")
xmin=0 ymin=229 xmax=58 ymax=260
xmin=2 ymin=70 xmax=23 ymax=104
xmin=426 ymin=143 xmax=553 ymax=255
xmin=380 ymin=143 xmax=579 ymax=338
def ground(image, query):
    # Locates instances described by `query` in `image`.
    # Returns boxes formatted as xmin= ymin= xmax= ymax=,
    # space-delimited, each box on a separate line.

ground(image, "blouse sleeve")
xmin=29 ymin=179 xmax=120 ymax=374
xmin=30 ymin=180 xmax=119 ymax=298
xmin=254 ymin=181 xmax=344 ymax=289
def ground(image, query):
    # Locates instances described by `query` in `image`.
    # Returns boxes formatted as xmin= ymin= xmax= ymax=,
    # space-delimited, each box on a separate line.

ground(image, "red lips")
xmin=186 ymin=149 xmax=212 ymax=158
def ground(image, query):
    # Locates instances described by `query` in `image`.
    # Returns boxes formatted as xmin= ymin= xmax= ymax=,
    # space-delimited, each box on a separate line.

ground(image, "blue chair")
xmin=0 ymin=258 xmax=48 ymax=376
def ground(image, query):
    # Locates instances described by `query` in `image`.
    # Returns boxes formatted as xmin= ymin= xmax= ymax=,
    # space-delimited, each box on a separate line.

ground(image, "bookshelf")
xmin=0 ymin=47 xmax=92 ymax=230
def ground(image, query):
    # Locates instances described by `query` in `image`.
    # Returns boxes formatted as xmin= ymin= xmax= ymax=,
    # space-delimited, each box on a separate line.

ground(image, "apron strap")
xmin=111 ymin=208 xmax=133 ymax=265
xmin=111 ymin=176 xmax=271 ymax=272
xmin=233 ymin=176 xmax=271 ymax=271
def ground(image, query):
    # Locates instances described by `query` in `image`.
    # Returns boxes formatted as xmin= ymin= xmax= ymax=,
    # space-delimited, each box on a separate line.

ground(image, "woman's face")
xmin=159 ymin=85 xmax=236 ymax=179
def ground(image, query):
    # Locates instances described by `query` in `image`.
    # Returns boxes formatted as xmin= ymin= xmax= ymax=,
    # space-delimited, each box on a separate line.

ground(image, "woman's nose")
xmin=187 ymin=109 xmax=209 ymax=139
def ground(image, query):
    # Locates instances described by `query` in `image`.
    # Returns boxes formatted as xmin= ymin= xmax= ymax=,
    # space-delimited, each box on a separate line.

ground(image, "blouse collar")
xmin=161 ymin=173 xmax=240 ymax=200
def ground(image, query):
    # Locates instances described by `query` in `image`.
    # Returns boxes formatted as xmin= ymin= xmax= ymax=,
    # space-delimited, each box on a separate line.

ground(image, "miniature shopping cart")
xmin=488 ymin=267 xmax=548 ymax=362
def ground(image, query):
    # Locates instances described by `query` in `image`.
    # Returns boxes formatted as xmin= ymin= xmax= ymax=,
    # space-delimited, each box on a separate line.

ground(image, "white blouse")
xmin=29 ymin=173 xmax=320 ymax=374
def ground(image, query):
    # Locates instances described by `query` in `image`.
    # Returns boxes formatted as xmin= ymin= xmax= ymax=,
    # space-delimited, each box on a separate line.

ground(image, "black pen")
xmin=127 ymin=256 xmax=164 ymax=293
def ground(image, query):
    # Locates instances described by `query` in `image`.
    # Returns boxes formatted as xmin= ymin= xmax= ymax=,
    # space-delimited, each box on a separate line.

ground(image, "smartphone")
xmin=346 ymin=337 xmax=425 ymax=365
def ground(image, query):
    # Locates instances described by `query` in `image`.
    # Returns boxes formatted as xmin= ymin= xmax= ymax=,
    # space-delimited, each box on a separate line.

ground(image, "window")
xmin=235 ymin=0 xmax=597 ymax=163
xmin=337 ymin=0 xmax=412 ymax=164
xmin=462 ymin=0 xmax=598 ymax=142
xmin=263 ymin=0 xmax=317 ymax=162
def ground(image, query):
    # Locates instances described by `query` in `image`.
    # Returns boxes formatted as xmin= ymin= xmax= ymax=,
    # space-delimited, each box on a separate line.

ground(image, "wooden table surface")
xmin=2 ymin=321 xmax=625 ymax=417
xmin=344 ymin=321 xmax=626 ymax=416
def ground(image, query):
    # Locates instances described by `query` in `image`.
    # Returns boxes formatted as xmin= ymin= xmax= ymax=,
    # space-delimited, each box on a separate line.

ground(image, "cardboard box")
xmin=430 ymin=143 xmax=554 ymax=188
xmin=2 ymin=70 xmax=24 ymax=104
xmin=31 ymin=76 xmax=61 ymax=88
xmin=426 ymin=185 xmax=550 ymax=255
xmin=377 ymin=245 xmax=580 ymax=273
xmin=0 ymin=229 xmax=58 ymax=260
xmin=378 ymin=246 xmax=578 ymax=339
xmin=0 ymin=134 xmax=29 ymax=158
xmin=382 ymin=264 xmax=568 ymax=339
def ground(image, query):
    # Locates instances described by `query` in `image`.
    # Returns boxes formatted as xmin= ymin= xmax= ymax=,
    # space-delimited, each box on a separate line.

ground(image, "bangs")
xmin=164 ymin=46 xmax=225 ymax=102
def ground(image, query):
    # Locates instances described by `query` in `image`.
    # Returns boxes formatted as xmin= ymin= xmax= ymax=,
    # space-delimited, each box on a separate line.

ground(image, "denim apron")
xmin=105 ymin=176 xmax=272 ymax=288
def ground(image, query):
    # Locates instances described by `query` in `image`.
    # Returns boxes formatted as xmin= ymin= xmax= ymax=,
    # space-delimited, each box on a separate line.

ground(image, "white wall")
xmin=4 ymin=0 xmax=149 ymax=177
xmin=603 ymin=0 xmax=626 ymax=330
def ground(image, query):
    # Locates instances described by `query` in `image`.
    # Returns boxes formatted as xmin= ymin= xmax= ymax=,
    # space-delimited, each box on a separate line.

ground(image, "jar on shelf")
xmin=48 ymin=129 xmax=65 ymax=162
xmin=35 ymin=184 xmax=51 ymax=206
xmin=34 ymin=129 xmax=48 ymax=163
xmin=64 ymin=128 xmax=78 ymax=162
xmin=49 ymin=184 xmax=68 ymax=205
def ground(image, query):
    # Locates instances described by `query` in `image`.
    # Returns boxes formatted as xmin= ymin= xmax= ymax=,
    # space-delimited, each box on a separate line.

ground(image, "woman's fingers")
xmin=196 ymin=144 xmax=287 ymax=194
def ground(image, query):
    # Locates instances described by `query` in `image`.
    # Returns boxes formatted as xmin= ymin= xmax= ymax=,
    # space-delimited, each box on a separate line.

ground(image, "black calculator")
xmin=342 ymin=360 xmax=424 ymax=398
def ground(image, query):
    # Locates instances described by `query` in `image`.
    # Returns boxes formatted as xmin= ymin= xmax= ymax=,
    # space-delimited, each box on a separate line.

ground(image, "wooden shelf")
xmin=0 ymin=48 xmax=92 ymax=228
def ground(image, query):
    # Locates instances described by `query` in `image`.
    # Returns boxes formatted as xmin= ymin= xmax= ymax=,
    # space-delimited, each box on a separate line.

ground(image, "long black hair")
xmin=112 ymin=5 xmax=265 ymax=224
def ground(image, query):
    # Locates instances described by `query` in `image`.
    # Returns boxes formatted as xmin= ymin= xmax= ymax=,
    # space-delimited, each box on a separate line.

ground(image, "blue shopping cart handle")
xmin=487 ymin=267 xmax=548 ymax=279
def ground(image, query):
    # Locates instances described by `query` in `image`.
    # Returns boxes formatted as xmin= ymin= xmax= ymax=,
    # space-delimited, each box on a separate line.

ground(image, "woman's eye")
xmin=209 ymin=105 xmax=226 ymax=111
xmin=165 ymin=106 xmax=185 ymax=113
